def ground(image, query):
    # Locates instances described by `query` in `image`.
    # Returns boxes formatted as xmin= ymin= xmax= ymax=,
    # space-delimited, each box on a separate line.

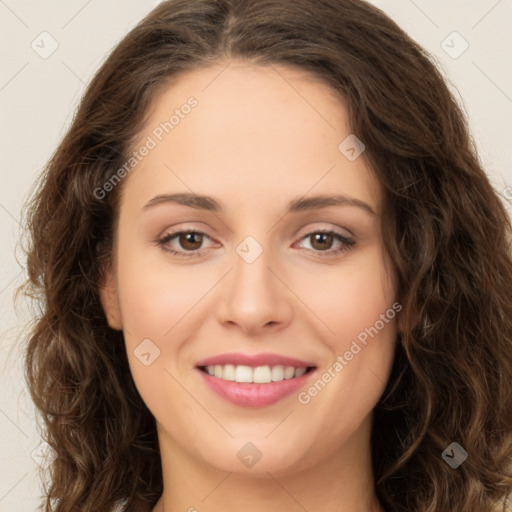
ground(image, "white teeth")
xmin=235 ymin=365 xmax=253 ymax=383
xmin=203 ymin=364 xmax=311 ymax=383
xmin=271 ymin=365 xmax=284 ymax=381
xmin=253 ymin=365 xmax=272 ymax=383
xmin=284 ymin=366 xmax=295 ymax=379
xmin=223 ymin=364 xmax=235 ymax=381
xmin=294 ymin=367 xmax=307 ymax=378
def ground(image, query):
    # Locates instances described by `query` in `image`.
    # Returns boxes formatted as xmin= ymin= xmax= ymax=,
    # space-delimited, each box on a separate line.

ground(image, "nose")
xmin=216 ymin=241 xmax=293 ymax=337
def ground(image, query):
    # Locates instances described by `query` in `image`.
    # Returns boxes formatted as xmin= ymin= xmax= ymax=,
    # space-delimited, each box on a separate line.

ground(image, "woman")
xmin=21 ymin=0 xmax=512 ymax=511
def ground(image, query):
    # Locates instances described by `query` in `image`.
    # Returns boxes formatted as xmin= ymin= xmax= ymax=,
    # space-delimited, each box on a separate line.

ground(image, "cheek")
xmin=297 ymin=249 xmax=398 ymax=408
xmin=115 ymin=248 xmax=222 ymax=401
xmin=115 ymin=250 xmax=194 ymax=414
xmin=300 ymin=250 xmax=396 ymax=347
xmin=115 ymin=248 xmax=208 ymax=340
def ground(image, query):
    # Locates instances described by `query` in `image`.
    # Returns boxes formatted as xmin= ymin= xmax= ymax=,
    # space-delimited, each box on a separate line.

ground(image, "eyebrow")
xmin=142 ymin=192 xmax=376 ymax=216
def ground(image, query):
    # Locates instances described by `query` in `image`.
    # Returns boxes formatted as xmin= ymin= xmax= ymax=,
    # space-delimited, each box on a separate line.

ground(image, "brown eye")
xmin=295 ymin=230 xmax=355 ymax=258
xmin=309 ymin=232 xmax=334 ymax=251
xmin=178 ymin=232 xmax=204 ymax=250
xmin=157 ymin=230 xmax=217 ymax=259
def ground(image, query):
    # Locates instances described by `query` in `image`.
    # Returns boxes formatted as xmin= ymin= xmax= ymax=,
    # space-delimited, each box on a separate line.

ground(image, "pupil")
xmin=181 ymin=232 xmax=202 ymax=250
xmin=313 ymin=233 xmax=332 ymax=250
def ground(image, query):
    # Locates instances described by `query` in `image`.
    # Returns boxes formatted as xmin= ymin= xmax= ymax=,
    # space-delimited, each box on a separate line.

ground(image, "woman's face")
xmin=101 ymin=61 xmax=399 ymax=476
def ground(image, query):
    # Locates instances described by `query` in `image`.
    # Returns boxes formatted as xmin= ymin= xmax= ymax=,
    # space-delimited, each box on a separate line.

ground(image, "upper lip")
xmin=195 ymin=352 xmax=316 ymax=368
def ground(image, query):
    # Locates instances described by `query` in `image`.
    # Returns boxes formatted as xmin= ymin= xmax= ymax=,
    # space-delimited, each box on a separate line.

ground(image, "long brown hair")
xmin=20 ymin=0 xmax=512 ymax=510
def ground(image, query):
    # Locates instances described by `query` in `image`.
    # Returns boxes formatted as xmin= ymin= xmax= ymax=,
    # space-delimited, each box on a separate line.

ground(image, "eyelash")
xmin=156 ymin=229 xmax=356 ymax=259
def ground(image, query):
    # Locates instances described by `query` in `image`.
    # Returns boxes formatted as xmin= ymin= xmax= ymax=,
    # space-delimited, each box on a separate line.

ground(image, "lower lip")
xmin=197 ymin=369 xmax=315 ymax=407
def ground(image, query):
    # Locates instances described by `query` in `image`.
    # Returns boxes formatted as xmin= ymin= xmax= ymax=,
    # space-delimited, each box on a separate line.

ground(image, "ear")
xmin=99 ymin=268 xmax=123 ymax=330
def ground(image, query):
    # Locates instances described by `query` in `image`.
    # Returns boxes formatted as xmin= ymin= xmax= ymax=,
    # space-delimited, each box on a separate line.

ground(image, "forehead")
xmin=122 ymin=61 xmax=381 ymax=215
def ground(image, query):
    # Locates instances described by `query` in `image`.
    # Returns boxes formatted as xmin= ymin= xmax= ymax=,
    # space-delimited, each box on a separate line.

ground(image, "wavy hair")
xmin=20 ymin=0 xmax=512 ymax=510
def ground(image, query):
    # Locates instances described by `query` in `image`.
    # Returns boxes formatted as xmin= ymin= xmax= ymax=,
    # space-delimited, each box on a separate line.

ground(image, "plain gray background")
xmin=1 ymin=0 xmax=511 ymax=510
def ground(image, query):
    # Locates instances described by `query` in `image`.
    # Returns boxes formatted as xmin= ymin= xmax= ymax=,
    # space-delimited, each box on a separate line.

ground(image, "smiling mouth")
xmin=197 ymin=364 xmax=316 ymax=384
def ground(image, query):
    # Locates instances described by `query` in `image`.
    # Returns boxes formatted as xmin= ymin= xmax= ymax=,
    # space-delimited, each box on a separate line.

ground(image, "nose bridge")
xmin=217 ymin=232 xmax=292 ymax=333
xmin=232 ymin=233 xmax=278 ymax=305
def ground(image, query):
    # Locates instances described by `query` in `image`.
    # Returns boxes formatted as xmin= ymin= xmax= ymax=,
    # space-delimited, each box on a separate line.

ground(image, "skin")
xmin=100 ymin=60 xmax=399 ymax=512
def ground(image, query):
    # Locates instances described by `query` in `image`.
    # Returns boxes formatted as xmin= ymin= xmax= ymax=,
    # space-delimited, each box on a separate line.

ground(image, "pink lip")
xmin=195 ymin=352 xmax=315 ymax=368
xmin=197 ymin=369 xmax=316 ymax=408
xmin=195 ymin=352 xmax=317 ymax=408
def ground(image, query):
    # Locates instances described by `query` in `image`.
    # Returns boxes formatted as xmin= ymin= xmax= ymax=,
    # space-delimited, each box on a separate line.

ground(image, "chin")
xmin=191 ymin=435 xmax=315 ymax=476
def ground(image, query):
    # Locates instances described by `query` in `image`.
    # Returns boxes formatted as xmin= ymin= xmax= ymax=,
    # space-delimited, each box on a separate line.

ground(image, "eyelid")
xmin=294 ymin=222 xmax=354 ymax=240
